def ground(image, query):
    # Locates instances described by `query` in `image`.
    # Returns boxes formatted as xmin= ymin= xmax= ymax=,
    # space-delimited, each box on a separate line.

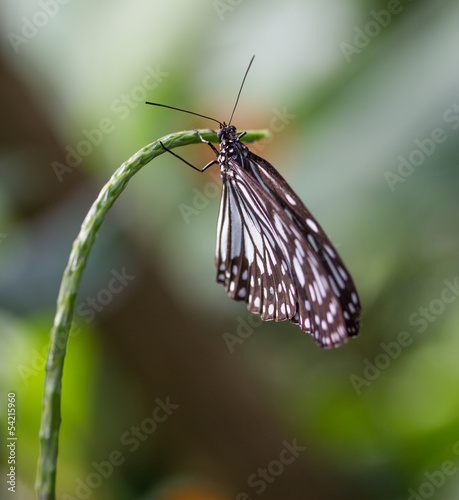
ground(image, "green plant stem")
xmin=35 ymin=128 xmax=268 ymax=500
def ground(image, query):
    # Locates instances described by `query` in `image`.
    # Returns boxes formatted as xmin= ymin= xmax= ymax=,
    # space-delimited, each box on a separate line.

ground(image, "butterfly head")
xmin=217 ymin=124 xmax=238 ymax=145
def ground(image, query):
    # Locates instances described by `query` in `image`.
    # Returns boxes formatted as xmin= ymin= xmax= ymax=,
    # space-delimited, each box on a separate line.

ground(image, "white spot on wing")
xmin=330 ymin=301 xmax=337 ymax=316
xmin=244 ymin=228 xmax=254 ymax=265
xmin=274 ymin=214 xmax=288 ymax=241
xmin=257 ymin=258 xmax=265 ymax=274
xmin=314 ymin=282 xmax=323 ymax=305
xmin=307 ymin=234 xmax=319 ymax=253
xmin=324 ymin=245 xmax=335 ymax=258
xmin=338 ymin=266 xmax=348 ymax=281
xmin=293 ymin=257 xmax=305 ymax=286
xmin=306 ymin=218 xmax=319 ymax=233
xmin=324 ymin=254 xmax=345 ymax=290
xmin=329 ymin=276 xmax=340 ymax=297
xmin=286 ymin=193 xmax=296 ymax=205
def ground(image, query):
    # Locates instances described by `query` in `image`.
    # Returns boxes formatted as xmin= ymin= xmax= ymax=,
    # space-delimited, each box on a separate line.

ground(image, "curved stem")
xmin=35 ymin=128 xmax=269 ymax=500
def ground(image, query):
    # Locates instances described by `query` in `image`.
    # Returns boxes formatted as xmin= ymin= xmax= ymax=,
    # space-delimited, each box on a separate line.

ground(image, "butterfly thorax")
xmin=217 ymin=125 xmax=248 ymax=177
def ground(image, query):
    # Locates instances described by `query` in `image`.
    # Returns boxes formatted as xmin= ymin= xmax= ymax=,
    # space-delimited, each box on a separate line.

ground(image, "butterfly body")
xmin=213 ymin=125 xmax=361 ymax=348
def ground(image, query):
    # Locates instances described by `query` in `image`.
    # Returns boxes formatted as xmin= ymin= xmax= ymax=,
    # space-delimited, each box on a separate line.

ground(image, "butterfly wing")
xmin=215 ymin=150 xmax=361 ymax=348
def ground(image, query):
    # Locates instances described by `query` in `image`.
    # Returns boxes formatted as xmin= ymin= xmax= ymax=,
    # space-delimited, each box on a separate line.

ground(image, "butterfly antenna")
xmin=228 ymin=55 xmax=255 ymax=126
xmin=145 ymin=102 xmax=222 ymax=127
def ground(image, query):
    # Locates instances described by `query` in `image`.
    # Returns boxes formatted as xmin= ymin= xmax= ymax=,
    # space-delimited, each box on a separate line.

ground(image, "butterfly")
xmin=147 ymin=56 xmax=361 ymax=348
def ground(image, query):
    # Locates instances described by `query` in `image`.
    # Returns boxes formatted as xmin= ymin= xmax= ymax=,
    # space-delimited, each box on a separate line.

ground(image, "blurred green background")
xmin=1 ymin=1 xmax=459 ymax=499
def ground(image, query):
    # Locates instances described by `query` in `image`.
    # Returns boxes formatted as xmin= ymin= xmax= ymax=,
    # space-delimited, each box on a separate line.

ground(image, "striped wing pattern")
xmin=215 ymin=129 xmax=361 ymax=348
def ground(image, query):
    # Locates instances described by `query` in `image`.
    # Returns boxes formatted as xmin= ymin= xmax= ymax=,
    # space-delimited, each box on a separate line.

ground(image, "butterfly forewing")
xmin=215 ymin=127 xmax=361 ymax=348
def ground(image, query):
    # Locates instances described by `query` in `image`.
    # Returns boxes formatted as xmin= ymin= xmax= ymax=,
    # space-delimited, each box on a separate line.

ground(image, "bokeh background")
xmin=1 ymin=1 xmax=459 ymax=499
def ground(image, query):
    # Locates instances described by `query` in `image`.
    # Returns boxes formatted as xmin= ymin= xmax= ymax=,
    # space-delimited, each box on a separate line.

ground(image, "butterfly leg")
xmin=192 ymin=128 xmax=220 ymax=156
xmin=159 ymin=141 xmax=218 ymax=173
